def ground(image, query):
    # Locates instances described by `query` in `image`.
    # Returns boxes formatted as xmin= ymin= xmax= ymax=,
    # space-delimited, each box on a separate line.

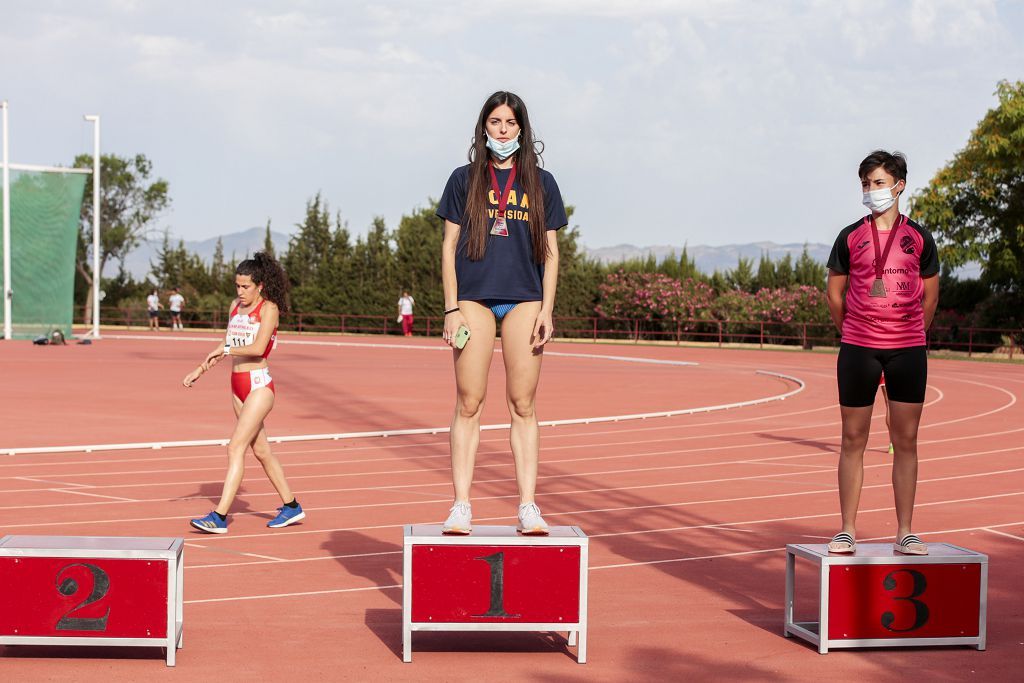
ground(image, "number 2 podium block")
xmin=403 ymin=525 xmax=588 ymax=663
xmin=785 ymin=543 xmax=987 ymax=653
xmin=0 ymin=535 xmax=184 ymax=666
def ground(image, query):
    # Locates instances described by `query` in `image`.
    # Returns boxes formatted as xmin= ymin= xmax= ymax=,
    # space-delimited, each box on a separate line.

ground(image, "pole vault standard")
xmin=2 ymin=100 xmax=10 ymax=340
xmin=0 ymin=101 xmax=94 ymax=341
xmin=84 ymin=114 xmax=100 ymax=339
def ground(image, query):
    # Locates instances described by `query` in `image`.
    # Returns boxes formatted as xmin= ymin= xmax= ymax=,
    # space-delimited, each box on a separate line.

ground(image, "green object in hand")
xmin=454 ymin=325 xmax=471 ymax=349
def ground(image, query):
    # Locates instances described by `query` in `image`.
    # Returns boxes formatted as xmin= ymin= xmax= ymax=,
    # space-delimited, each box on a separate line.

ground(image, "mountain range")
xmin=114 ymin=228 xmax=831 ymax=280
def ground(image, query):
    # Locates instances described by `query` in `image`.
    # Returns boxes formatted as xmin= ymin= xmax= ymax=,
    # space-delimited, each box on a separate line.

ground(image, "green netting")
xmin=0 ymin=169 xmax=87 ymax=339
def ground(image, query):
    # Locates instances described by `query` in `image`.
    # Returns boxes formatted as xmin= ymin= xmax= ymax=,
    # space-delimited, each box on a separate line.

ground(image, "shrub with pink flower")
xmin=596 ymin=271 xmax=714 ymax=330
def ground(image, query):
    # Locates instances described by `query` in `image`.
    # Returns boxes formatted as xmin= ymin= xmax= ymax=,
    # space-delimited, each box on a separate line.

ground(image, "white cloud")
xmin=2 ymin=0 xmax=1021 ymax=249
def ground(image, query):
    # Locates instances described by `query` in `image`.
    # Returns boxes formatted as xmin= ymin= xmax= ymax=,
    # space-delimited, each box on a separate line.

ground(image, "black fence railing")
xmin=82 ymin=307 xmax=1022 ymax=359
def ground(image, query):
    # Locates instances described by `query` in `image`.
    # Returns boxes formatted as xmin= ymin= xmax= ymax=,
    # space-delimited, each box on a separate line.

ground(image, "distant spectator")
xmin=397 ymin=290 xmax=415 ymax=337
xmin=169 ymin=287 xmax=186 ymax=331
xmin=147 ymin=289 xmax=162 ymax=331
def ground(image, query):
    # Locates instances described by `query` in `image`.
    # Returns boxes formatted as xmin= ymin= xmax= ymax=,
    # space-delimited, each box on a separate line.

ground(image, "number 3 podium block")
xmin=403 ymin=525 xmax=588 ymax=663
xmin=0 ymin=536 xmax=184 ymax=666
xmin=785 ymin=543 xmax=987 ymax=653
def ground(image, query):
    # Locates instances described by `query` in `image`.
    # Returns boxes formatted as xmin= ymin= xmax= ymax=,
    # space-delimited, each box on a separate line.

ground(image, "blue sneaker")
xmin=268 ymin=502 xmax=305 ymax=528
xmin=190 ymin=511 xmax=227 ymax=534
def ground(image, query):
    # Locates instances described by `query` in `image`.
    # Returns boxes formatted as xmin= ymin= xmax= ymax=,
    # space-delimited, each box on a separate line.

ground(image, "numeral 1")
xmin=473 ymin=551 xmax=519 ymax=618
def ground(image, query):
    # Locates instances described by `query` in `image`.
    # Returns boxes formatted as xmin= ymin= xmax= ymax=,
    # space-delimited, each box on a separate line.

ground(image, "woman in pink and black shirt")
xmin=825 ymin=150 xmax=939 ymax=556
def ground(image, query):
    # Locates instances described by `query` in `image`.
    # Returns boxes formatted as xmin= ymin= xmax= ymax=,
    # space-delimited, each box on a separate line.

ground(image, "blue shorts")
xmin=480 ymin=299 xmax=520 ymax=321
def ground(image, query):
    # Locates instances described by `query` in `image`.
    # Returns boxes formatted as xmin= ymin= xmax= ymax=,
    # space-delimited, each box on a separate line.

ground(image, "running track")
xmin=1 ymin=333 xmax=1021 ymax=681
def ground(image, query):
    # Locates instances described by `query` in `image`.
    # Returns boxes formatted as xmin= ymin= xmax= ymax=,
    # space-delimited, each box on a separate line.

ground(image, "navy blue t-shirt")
xmin=437 ymin=163 xmax=568 ymax=301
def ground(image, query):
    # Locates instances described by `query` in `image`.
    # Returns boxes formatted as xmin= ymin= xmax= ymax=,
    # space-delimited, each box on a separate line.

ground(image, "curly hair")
xmin=236 ymin=252 xmax=290 ymax=313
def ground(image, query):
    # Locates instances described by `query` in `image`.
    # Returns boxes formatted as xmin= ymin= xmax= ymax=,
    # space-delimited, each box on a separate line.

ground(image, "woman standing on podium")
xmin=435 ymin=91 xmax=568 ymax=536
xmin=825 ymin=151 xmax=939 ymax=556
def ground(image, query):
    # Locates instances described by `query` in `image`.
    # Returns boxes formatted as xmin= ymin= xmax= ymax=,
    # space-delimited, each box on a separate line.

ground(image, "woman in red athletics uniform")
xmin=182 ymin=252 xmax=304 ymax=533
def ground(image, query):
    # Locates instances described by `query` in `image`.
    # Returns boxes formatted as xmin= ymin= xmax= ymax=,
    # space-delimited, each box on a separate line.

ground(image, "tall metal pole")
xmin=2 ymin=101 xmax=11 ymax=341
xmin=84 ymin=115 xmax=100 ymax=339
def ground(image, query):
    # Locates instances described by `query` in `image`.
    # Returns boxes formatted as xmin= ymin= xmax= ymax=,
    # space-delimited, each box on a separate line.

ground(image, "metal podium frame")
xmin=0 ymin=535 xmax=184 ymax=666
xmin=403 ymin=524 xmax=588 ymax=663
xmin=785 ymin=542 xmax=987 ymax=654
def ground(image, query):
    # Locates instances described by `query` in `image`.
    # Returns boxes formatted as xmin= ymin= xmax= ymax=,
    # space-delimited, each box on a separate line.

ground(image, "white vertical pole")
xmin=2 ymin=100 xmax=11 ymax=341
xmin=84 ymin=115 xmax=100 ymax=339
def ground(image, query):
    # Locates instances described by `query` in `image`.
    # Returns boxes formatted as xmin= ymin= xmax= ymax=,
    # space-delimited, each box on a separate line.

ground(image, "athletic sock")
xmin=284 ymin=499 xmax=299 ymax=509
xmin=213 ymin=510 xmax=227 ymax=521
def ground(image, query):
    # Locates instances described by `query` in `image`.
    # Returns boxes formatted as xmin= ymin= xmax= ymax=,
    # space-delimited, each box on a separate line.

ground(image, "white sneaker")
xmin=442 ymin=501 xmax=472 ymax=535
xmin=518 ymin=502 xmax=549 ymax=535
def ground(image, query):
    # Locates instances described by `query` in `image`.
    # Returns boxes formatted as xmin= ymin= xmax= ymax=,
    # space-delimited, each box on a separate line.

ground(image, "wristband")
xmin=444 ymin=307 xmax=460 ymax=316
xmin=223 ymin=344 xmax=231 ymax=356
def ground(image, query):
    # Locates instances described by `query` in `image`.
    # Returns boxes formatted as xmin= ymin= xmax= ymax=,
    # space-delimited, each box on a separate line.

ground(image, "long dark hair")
xmin=236 ymin=251 xmax=290 ymax=313
xmin=463 ymin=91 xmax=548 ymax=263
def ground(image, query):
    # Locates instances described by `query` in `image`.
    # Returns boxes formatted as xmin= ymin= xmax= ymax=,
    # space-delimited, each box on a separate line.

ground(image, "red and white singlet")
xmin=227 ymin=299 xmax=278 ymax=401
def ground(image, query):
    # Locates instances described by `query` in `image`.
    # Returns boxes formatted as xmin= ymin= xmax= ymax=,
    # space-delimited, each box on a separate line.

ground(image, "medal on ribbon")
xmin=488 ymin=161 xmax=516 ymax=237
xmin=867 ymin=214 xmax=904 ymax=299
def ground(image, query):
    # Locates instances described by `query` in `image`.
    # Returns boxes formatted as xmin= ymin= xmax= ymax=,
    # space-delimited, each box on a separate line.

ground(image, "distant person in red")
xmin=181 ymin=252 xmax=304 ymax=534
xmin=397 ymin=290 xmax=415 ymax=336
xmin=825 ymin=151 xmax=939 ymax=556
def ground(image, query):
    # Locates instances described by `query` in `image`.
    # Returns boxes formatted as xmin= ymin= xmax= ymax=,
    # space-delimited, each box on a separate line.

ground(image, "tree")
xmin=755 ymin=252 xmax=776 ymax=290
xmin=554 ymin=209 xmax=605 ymax=320
xmin=74 ymin=153 xmax=170 ymax=324
xmin=794 ymin=244 xmax=827 ymax=289
xmin=911 ymin=80 xmax=1024 ymax=293
xmin=263 ymin=220 xmax=276 ymax=258
xmin=725 ymin=256 xmax=756 ymax=292
xmin=393 ymin=203 xmax=445 ymax=317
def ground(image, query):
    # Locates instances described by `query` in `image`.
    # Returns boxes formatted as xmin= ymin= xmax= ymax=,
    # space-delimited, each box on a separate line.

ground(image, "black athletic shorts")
xmin=837 ymin=342 xmax=927 ymax=407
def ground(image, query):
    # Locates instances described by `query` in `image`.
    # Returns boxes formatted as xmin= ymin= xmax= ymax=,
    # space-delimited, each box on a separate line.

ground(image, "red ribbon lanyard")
xmin=488 ymin=161 xmax=517 ymax=219
xmin=869 ymin=214 xmax=904 ymax=279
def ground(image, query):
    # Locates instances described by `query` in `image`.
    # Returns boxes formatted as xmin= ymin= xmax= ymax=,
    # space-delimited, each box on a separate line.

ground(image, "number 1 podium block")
xmin=0 ymin=535 xmax=184 ymax=666
xmin=403 ymin=525 xmax=588 ymax=663
xmin=785 ymin=543 xmax=987 ymax=653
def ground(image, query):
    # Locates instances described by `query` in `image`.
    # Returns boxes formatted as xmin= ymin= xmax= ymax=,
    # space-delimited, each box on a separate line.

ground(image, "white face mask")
xmin=485 ymin=132 xmax=521 ymax=160
xmin=862 ymin=183 xmax=900 ymax=213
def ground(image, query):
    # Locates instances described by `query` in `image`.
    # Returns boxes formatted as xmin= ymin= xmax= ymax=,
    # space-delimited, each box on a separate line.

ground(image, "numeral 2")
xmin=55 ymin=563 xmax=111 ymax=631
xmin=473 ymin=551 xmax=519 ymax=618
xmin=881 ymin=568 xmax=929 ymax=632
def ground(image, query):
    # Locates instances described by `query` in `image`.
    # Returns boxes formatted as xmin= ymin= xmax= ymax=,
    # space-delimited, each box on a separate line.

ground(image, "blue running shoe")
xmin=190 ymin=511 xmax=227 ymax=534
xmin=268 ymin=502 xmax=305 ymax=528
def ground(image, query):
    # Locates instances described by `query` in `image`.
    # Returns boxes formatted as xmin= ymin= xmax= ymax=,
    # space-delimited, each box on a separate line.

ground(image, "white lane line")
xmin=588 ymin=489 xmax=1024 ymax=540
xmin=1 ymin=371 xmax=802 ymax=456
xmin=185 ymin=583 xmax=402 ymax=605
xmin=0 ymin=391 xmax=1001 ymax=492
xmin=0 ymin=380 xmax=975 ymax=482
xmin=53 ymin=489 xmax=137 ymax=502
xmin=982 ymin=527 xmax=1024 ymax=543
xmin=2 ymin=437 xmax=1019 ymax=513
xmin=185 ymin=541 xmax=284 ymax=562
xmin=189 ymin=549 xmax=402 ymax=570
xmin=8 ymin=456 xmax=1015 ymax=542
xmin=15 ymin=476 xmax=88 ymax=487
xmin=5 ymin=438 xmax=1020 ymax=513
xmin=0 ymin=373 xmax=952 ymax=469
xmin=183 ymin=520 xmax=1024 ymax=601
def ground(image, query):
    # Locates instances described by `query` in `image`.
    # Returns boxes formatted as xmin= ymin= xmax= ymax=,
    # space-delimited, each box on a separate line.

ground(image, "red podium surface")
xmin=785 ymin=543 xmax=987 ymax=653
xmin=403 ymin=525 xmax=588 ymax=663
xmin=0 ymin=535 xmax=184 ymax=666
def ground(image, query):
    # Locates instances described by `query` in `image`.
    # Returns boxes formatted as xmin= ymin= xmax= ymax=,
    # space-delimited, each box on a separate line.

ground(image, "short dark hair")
xmin=859 ymin=150 xmax=907 ymax=182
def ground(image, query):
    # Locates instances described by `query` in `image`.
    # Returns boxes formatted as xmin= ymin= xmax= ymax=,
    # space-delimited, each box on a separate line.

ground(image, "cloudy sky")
xmin=2 ymin=1 xmax=1022 ymax=249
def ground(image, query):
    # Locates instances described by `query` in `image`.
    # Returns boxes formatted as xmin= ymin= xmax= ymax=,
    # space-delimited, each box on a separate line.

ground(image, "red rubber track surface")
xmin=0 ymin=332 xmax=1021 ymax=681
